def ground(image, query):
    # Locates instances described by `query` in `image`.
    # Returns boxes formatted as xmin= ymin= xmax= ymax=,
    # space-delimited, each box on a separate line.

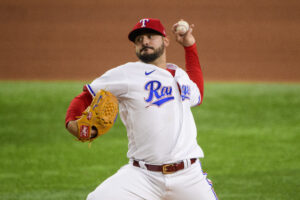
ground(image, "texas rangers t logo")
xmin=140 ymin=19 xmax=150 ymax=27
xmin=144 ymin=80 xmax=174 ymax=107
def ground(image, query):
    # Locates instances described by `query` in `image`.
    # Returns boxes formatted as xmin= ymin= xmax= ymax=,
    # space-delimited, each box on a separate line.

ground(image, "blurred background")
xmin=0 ymin=0 xmax=299 ymax=82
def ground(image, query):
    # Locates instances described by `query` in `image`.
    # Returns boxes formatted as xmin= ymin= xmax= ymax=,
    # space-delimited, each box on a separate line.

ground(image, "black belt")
xmin=133 ymin=158 xmax=197 ymax=174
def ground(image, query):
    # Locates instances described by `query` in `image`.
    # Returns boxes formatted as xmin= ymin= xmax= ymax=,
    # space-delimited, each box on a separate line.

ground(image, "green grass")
xmin=0 ymin=81 xmax=299 ymax=200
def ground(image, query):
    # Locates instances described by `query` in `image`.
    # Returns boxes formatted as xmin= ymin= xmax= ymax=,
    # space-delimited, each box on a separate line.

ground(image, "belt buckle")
xmin=162 ymin=164 xmax=174 ymax=174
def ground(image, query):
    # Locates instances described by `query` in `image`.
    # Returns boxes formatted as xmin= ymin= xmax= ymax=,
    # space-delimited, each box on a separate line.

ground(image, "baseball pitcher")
xmin=65 ymin=18 xmax=218 ymax=200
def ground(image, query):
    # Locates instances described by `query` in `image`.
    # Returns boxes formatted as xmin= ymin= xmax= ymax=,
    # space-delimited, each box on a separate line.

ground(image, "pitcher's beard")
xmin=136 ymin=43 xmax=164 ymax=63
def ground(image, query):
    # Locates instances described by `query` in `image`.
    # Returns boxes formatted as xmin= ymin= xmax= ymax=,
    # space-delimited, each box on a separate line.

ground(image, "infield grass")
xmin=0 ymin=81 xmax=299 ymax=200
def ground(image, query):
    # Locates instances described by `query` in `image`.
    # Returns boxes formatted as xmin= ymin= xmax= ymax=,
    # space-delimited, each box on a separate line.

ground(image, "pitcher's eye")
xmin=135 ymin=36 xmax=142 ymax=43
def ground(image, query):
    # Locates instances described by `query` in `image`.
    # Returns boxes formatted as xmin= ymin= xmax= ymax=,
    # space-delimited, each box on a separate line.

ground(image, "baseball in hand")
xmin=176 ymin=20 xmax=189 ymax=35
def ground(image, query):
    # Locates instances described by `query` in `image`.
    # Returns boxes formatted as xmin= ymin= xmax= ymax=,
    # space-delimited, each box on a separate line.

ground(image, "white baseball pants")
xmin=87 ymin=159 xmax=218 ymax=200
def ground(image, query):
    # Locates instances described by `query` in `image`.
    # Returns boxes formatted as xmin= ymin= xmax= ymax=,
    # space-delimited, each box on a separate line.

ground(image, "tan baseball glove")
xmin=77 ymin=89 xmax=118 ymax=142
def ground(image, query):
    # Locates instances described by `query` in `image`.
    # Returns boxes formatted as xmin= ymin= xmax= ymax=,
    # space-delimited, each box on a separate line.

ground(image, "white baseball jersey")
xmin=86 ymin=61 xmax=204 ymax=164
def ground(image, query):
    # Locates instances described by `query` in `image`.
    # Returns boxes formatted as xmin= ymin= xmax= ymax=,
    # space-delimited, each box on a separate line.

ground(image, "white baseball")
xmin=176 ymin=20 xmax=189 ymax=35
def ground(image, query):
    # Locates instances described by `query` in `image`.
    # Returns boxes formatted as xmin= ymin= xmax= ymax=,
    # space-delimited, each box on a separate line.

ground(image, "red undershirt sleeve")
xmin=65 ymin=86 xmax=93 ymax=127
xmin=184 ymin=43 xmax=204 ymax=105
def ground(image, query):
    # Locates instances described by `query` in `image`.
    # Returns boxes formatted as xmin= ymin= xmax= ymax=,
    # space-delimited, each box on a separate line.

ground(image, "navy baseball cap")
xmin=128 ymin=18 xmax=167 ymax=42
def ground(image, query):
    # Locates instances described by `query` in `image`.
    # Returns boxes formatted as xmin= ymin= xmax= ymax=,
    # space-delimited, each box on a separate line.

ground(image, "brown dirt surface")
xmin=0 ymin=0 xmax=299 ymax=82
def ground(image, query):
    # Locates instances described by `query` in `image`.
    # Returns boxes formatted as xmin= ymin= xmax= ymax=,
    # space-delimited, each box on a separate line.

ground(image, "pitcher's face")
xmin=135 ymin=33 xmax=165 ymax=63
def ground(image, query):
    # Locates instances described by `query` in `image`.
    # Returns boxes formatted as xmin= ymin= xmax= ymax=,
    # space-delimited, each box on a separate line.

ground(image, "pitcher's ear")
xmin=163 ymin=36 xmax=170 ymax=47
